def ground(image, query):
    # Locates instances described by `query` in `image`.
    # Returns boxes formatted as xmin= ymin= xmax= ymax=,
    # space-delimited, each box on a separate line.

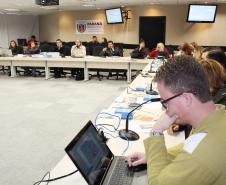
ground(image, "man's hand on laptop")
xmin=126 ymin=152 xmax=147 ymax=167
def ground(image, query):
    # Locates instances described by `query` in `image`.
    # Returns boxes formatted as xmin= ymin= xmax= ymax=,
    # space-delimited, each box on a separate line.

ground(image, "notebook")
xmin=65 ymin=120 xmax=134 ymax=185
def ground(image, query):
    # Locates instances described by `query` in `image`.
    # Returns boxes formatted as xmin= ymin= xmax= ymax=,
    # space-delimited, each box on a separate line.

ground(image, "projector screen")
xmin=105 ymin=8 xmax=123 ymax=24
xmin=187 ymin=4 xmax=217 ymax=23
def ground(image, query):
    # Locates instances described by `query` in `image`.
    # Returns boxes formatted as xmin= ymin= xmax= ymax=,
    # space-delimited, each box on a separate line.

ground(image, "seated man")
xmin=71 ymin=40 xmax=86 ymax=57
xmin=127 ymin=55 xmax=226 ymax=185
xmin=100 ymin=41 xmax=124 ymax=78
xmin=88 ymin=36 xmax=100 ymax=55
xmin=71 ymin=40 xmax=86 ymax=79
xmin=130 ymin=40 xmax=149 ymax=59
xmin=27 ymin=35 xmax=38 ymax=47
xmin=53 ymin=39 xmax=68 ymax=78
xmin=99 ymin=41 xmax=123 ymax=57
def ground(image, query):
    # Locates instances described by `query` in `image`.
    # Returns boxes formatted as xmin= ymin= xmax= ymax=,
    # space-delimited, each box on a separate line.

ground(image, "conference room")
xmin=1 ymin=0 xmax=226 ymax=185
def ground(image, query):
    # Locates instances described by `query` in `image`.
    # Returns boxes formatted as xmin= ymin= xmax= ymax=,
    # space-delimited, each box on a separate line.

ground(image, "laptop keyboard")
xmin=108 ymin=157 xmax=134 ymax=185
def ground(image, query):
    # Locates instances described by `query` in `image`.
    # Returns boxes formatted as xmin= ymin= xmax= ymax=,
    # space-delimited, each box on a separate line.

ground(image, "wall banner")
xmin=76 ymin=20 xmax=104 ymax=34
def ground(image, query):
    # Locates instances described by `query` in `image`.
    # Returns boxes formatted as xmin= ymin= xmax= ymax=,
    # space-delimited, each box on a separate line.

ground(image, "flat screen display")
xmin=65 ymin=121 xmax=113 ymax=185
xmin=105 ymin=8 xmax=124 ymax=24
xmin=187 ymin=4 xmax=217 ymax=23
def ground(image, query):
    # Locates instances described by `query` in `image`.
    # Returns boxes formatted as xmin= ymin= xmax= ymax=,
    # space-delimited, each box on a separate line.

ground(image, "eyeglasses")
xmin=160 ymin=92 xmax=184 ymax=109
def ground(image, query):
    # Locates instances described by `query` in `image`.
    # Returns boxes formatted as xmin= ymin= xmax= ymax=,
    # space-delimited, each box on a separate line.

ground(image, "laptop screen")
xmin=65 ymin=121 xmax=113 ymax=185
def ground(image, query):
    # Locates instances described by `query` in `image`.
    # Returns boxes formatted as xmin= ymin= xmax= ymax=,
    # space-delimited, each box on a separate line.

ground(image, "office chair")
xmin=0 ymin=66 xmax=6 ymax=74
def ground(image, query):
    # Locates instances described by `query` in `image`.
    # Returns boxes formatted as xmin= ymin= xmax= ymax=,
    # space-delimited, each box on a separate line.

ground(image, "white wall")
xmin=39 ymin=4 xmax=226 ymax=46
xmin=0 ymin=14 xmax=39 ymax=48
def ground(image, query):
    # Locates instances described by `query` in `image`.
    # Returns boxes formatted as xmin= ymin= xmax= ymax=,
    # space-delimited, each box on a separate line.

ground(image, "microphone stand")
xmin=119 ymin=97 xmax=160 ymax=141
xmin=146 ymin=83 xmax=158 ymax=95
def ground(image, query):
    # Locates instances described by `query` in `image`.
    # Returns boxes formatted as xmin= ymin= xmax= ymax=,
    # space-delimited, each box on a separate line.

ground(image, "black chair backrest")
xmin=86 ymin=46 xmax=90 ymax=56
xmin=92 ymin=45 xmax=104 ymax=56
xmin=17 ymin=38 xmax=27 ymax=46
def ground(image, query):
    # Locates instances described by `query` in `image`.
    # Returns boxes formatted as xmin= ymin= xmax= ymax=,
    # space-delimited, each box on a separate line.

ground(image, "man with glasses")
xmin=127 ymin=55 xmax=226 ymax=185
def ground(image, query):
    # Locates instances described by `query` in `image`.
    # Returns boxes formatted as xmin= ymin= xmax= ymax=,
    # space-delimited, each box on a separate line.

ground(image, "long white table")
xmin=0 ymin=56 xmax=150 ymax=82
xmin=35 ymin=63 xmax=185 ymax=185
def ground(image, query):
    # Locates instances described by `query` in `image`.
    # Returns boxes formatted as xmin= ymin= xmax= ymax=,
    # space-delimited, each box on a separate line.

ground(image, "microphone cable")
xmin=33 ymin=170 xmax=78 ymax=185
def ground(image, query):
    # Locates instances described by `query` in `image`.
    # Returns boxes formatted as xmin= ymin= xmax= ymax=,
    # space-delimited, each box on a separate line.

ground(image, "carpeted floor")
xmin=0 ymin=75 xmax=127 ymax=185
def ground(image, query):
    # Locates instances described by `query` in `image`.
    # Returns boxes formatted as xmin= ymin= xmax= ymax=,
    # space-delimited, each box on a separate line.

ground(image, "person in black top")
xmin=53 ymin=39 xmax=69 ymax=78
xmin=99 ymin=41 xmax=123 ymax=57
xmin=101 ymin=37 xmax=108 ymax=48
xmin=9 ymin=40 xmax=23 ymax=56
xmin=100 ymin=41 xmax=124 ymax=78
xmin=130 ymin=40 xmax=149 ymax=59
xmin=89 ymin=36 xmax=99 ymax=55
xmin=54 ymin=39 xmax=68 ymax=57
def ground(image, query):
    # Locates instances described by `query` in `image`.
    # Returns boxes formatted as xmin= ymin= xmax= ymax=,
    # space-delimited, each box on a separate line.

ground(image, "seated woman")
xmin=8 ymin=40 xmax=24 ymax=75
xmin=176 ymin=42 xmax=194 ymax=56
xmin=131 ymin=40 xmax=149 ymax=59
xmin=190 ymin=42 xmax=203 ymax=61
xmin=148 ymin=42 xmax=169 ymax=58
xmin=199 ymin=59 xmax=226 ymax=105
xmin=24 ymin=41 xmax=40 ymax=76
xmin=9 ymin=40 xmax=23 ymax=56
xmin=206 ymin=49 xmax=226 ymax=71
xmin=25 ymin=41 xmax=40 ymax=55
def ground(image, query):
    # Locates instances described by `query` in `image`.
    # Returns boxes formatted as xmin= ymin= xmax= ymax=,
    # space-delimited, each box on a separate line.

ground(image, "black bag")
xmin=75 ymin=70 xmax=84 ymax=81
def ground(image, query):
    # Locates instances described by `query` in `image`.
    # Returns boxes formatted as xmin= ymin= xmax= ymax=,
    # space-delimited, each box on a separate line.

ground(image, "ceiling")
xmin=0 ymin=0 xmax=226 ymax=15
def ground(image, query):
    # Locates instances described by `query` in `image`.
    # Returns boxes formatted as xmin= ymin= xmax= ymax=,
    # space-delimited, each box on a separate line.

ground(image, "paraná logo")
xmin=77 ymin=24 xmax=86 ymax=33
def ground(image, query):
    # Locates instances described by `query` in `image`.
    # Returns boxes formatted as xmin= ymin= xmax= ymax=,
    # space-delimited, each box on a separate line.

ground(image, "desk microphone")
xmin=119 ymin=97 xmax=160 ymax=141
xmin=146 ymin=83 xmax=158 ymax=95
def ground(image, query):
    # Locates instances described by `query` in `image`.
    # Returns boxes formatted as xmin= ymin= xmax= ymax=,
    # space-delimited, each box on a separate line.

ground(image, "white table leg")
xmin=45 ymin=61 xmax=50 ymax=80
xmin=10 ymin=62 xmax=16 ymax=78
xmin=127 ymin=62 xmax=131 ymax=83
xmin=84 ymin=62 xmax=89 ymax=81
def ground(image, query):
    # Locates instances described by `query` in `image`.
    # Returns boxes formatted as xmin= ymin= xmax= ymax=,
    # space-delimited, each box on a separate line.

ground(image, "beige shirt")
xmin=71 ymin=45 xmax=86 ymax=57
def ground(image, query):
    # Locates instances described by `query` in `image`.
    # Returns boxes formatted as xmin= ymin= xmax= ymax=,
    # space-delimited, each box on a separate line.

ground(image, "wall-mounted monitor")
xmin=187 ymin=4 xmax=217 ymax=23
xmin=105 ymin=7 xmax=124 ymax=24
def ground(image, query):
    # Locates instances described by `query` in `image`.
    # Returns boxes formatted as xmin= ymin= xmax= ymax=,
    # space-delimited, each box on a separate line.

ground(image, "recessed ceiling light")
xmin=4 ymin=8 xmax=20 ymax=12
xmin=82 ymin=4 xmax=95 ymax=7
xmin=40 ymin=6 xmax=58 ymax=9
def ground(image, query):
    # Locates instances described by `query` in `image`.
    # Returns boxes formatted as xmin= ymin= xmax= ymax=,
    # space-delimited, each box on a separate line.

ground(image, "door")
xmin=139 ymin=16 xmax=166 ymax=50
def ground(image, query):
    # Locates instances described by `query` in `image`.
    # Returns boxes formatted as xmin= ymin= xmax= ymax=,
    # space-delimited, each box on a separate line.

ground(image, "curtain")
xmin=0 ymin=14 xmax=39 ymax=48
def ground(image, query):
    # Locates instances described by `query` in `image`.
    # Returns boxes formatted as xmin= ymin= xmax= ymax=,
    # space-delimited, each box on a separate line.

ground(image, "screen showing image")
xmin=68 ymin=124 xmax=112 ymax=185
xmin=187 ymin=4 xmax=217 ymax=23
xmin=105 ymin=8 xmax=123 ymax=24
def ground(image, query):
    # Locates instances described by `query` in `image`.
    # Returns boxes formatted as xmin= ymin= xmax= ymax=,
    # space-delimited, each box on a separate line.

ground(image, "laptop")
xmin=0 ymin=48 xmax=13 ymax=57
xmin=65 ymin=120 xmax=134 ymax=185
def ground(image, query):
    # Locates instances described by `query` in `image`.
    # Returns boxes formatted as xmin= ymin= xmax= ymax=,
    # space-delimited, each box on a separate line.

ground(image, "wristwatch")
xmin=149 ymin=130 xmax=163 ymax=137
